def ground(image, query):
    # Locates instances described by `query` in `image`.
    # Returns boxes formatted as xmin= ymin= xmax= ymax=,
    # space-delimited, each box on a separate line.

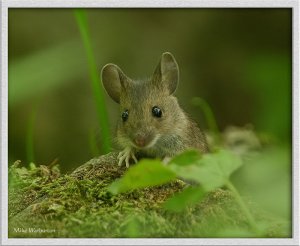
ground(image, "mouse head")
xmin=101 ymin=52 xmax=178 ymax=103
xmin=101 ymin=52 xmax=181 ymax=150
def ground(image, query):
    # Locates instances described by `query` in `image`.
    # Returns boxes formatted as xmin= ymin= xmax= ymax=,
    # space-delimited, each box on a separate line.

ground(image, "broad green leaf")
xmin=107 ymin=159 xmax=177 ymax=194
xmin=168 ymin=164 xmax=205 ymax=184
xmin=169 ymin=150 xmax=242 ymax=191
xmin=163 ymin=186 xmax=205 ymax=212
xmin=107 ymin=179 xmax=123 ymax=195
xmin=169 ymin=150 xmax=202 ymax=166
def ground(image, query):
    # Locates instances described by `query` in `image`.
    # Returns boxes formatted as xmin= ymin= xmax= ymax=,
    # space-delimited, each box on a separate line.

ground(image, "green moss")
xmin=8 ymin=152 xmax=289 ymax=238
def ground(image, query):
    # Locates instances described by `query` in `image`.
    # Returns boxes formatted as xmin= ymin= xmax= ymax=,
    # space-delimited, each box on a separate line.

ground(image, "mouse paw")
xmin=118 ymin=147 xmax=138 ymax=168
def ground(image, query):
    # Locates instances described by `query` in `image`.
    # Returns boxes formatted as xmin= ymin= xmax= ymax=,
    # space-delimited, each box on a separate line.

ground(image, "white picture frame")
xmin=1 ymin=0 xmax=299 ymax=245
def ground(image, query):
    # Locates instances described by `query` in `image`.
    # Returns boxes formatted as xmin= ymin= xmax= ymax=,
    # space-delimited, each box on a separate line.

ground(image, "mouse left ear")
xmin=101 ymin=63 xmax=129 ymax=103
xmin=152 ymin=52 xmax=179 ymax=95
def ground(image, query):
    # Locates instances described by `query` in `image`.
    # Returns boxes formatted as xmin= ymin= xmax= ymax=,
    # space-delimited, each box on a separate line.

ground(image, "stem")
xmin=191 ymin=97 xmax=221 ymax=144
xmin=226 ymin=180 xmax=260 ymax=234
xmin=73 ymin=9 xmax=111 ymax=154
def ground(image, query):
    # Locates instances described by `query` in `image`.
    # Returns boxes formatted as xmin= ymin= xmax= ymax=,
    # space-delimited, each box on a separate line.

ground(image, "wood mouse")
xmin=101 ymin=52 xmax=208 ymax=167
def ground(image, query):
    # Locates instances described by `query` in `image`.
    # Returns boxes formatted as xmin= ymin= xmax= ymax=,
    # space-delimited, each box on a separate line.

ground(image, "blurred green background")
xmin=8 ymin=8 xmax=292 ymax=172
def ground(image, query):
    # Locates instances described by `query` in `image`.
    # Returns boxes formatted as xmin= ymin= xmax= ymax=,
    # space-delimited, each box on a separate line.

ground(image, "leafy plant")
xmin=108 ymin=149 xmax=263 ymax=235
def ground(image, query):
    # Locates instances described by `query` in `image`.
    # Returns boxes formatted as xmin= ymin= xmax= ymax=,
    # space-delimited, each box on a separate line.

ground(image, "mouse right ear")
xmin=101 ymin=63 xmax=128 ymax=103
xmin=152 ymin=52 xmax=179 ymax=95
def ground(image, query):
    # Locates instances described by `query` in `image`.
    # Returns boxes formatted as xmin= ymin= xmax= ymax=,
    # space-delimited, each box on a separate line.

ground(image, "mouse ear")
xmin=152 ymin=52 xmax=179 ymax=95
xmin=101 ymin=63 xmax=128 ymax=103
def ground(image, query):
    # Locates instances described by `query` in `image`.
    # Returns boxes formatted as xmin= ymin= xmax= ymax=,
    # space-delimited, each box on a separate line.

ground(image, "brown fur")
xmin=102 ymin=52 xmax=208 ymax=161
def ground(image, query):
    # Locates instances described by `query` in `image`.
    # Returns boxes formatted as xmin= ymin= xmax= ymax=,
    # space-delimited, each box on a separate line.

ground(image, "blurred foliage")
xmin=243 ymin=54 xmax=291 ymax=141
xmin=9 ymin=40 xmax=85 ymax=104
xmin=8 ymin=8 xmax=291 ymax=171
xmin=232 ymin=145 xmax=291 ymax=220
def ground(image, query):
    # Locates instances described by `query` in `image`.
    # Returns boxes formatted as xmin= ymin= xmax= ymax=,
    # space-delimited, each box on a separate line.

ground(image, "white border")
xmin=1 ymin=0 xmax=299 ymax=245
xmin=1 ymin=0 xmax=9 ymax=244
xmin=0 ymin=0 xmax=298 ymax=8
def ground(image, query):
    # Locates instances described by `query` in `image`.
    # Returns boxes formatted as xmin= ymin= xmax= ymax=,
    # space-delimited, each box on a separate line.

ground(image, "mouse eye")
xmin=122 ymin=110 xmax=129 ymax=122
xmin=152 ymin=106 xmax=162 ymax=118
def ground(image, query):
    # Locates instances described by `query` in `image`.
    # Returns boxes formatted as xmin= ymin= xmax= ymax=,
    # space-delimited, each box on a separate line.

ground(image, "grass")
xmin=74 ymin=9 xmax=111 ymax=154
xmin=191 ymin=97 xmax=221 ymax=145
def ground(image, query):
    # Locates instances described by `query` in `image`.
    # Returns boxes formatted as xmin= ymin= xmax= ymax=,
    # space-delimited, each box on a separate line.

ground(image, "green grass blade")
xmin=191 ymin=97 xmax=221 ymax=144
xmin=74 ymin=9 xmax=111 ymax=153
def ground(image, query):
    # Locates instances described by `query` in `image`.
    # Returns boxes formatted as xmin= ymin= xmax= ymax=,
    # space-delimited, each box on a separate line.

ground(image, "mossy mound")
xmin=8 ymin=152 xmax=286 ymax=238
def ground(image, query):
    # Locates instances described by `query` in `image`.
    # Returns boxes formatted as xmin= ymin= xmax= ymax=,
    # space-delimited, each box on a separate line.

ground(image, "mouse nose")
xmin=134 ymin=135 xmax=147 ymax=147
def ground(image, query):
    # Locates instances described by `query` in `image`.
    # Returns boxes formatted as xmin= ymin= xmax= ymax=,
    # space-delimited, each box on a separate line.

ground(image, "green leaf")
xmin=164 ymin=186 xmax=205 ymax=212
xmin=168 ymin=164 xmax=204 ymax=184
xmin=107 ymin=159 xmax=177 ymax=194
xmin=107 ymin=179 xmax=123 ymax=195
xmin=169 ymin=149 xmax=202 ymax=166
xmin=169 ymin=150 xmax=242 ymax=191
